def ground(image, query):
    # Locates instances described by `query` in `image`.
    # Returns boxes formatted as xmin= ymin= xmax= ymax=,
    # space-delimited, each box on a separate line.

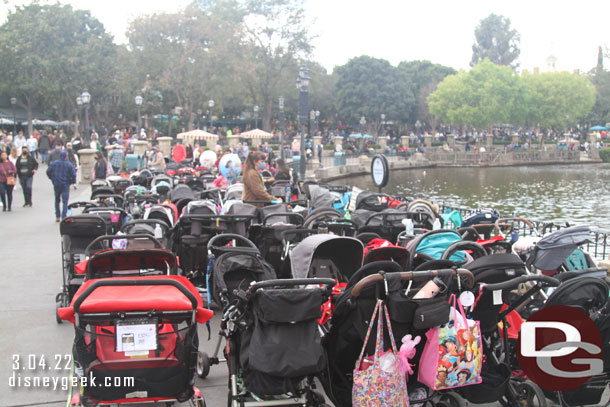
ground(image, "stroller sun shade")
xmin=289 ymin=234 xmax=364 ymax=280
xmin=529 ymin=226 xmax=591 ymax=271
xmin=86 ymin=249 xmax=177 ymax=278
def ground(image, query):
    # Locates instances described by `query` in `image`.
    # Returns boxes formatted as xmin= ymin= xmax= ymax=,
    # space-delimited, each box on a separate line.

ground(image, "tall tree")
xmin=335 ymin=56 xmax=415 ymax=130
xmin=471 ymin=14 xmax=520 ymax=69
xmin=398 ymin=60 xmax=456 ymax=130
xmin=0 ymin=3 xmax=116 ymax=135
xmin=237 ymin=0 xmax=313 ymax=131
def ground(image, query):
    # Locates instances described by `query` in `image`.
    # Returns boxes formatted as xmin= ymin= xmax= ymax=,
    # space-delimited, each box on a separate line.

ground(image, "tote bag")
xmin=352 ymin=299 xmax=408 ymax=406
xmin=417 ymin=294 xmax=482 ymax=390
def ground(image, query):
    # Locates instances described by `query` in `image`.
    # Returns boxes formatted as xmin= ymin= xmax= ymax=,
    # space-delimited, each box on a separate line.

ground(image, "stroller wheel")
xmin=55 ymin=302 xmax=62 ymax=324
xmin=196 ymin=351 xmax=210 ymax=378
xmin=307 ymin=391 xmax=330 ymax=407
xmin=436 ymin=391 xmax=467 ymax=407
xmin=501 ymin=378 xmax=547 ymax=407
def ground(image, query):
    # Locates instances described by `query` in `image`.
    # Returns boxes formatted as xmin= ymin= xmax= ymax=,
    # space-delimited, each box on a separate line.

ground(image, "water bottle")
xmin=154 ymin=223 xmax=163 ymax=239
xmin=344 ymin=208 xmax=351 ymax=221
xmin=285 ymin=184 xmax=291 ymax=203
xmin=433 ymin=218 xmax=441 ymax=230
xmin=67 ymin=208 xmax=72 ymax=217
xmin=405 ymin=218 xmax=414 ymax=236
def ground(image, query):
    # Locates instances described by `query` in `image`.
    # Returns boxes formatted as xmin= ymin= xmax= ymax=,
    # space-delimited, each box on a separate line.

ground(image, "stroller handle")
xmin=120 ymin=219 xmax=170 ymax=233
xmin=72 ymin=278 xmax=198 ymax=314
xmin=351 ymin=268 xmax=474 ymax=298
xmin=248 ymin=278 xmax=337 ymax=293
xmin=207 ymin=233 xmax=258 ymax=251
xmin=482 ymin=274 xmax=559 ymax=292
xmin=281 ymin=228 xmax=318 ymax=241
xmin=263 ymin=212 xmax=304 ymax=225
xmin=85 ymin=234 xmax=164 ymax=256
xmin=494 ymin=217 xmax=536 ymax=234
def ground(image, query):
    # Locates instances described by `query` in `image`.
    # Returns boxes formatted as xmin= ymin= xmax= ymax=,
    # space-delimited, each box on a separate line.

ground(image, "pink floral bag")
xmin=352 ymin=299 xmax=409 ymax=406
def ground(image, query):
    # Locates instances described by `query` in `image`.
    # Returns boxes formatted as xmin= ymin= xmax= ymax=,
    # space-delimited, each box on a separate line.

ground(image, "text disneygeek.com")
xmin=8 ymin=354 xmax=135 ymax=391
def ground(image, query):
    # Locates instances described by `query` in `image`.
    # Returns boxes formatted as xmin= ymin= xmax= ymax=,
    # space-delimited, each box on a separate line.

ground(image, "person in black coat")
xmin=15 ymin=146 xmax=38 ymax=207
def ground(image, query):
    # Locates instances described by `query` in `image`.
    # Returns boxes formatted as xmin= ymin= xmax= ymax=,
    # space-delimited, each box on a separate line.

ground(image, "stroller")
xmin=198 ymin=234 xmax=276 ymax=377
xmin=58 ymin=276 xmax=212 ymax=407
xmin=323 ymin=267 xmax=475 ymax=407
xmin=83 ymin=206 xmax=129 ymax=235
xmin=407 ymin=229 xmax=487 ymax=270
xmin=56 ymin=215 xmax=108 ymax=323
xmin=223 ymin=278 xmax=336 ymax=407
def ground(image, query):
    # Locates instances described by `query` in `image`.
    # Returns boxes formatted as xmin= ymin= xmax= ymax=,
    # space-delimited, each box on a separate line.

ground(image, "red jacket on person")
xmin=172 ymin=144 xmax=186 ymax=163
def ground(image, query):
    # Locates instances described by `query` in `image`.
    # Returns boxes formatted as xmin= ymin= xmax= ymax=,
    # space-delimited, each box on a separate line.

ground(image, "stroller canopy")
xmin=85 ymin=248 xmax=177 ymax=277
xmin=290 ymin=234 xmax=364 ymax=280
xmin=529 ymin=226 xmax=591 ymax=271
xmin=58 ymin=275 xmax=213 ymax=324
xmin=170 ymin=184 xmax=196 ymax=202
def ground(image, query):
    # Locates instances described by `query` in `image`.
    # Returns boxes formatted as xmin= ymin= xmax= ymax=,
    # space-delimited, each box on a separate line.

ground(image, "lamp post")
xmin=359 ymin=116 xmax=366 ymax=154
xmin=315 ymin=110 xmax=320 ymax=134
xmin=310 ymin=110 xmax=315 ymax=140
xmin=10 ymin=97 xmax=16 ymax=137
xmin=380 ymin=113 xmax=386 ymax=140
xmin=76 ymin=96 xmax=83 ymax=136
xmin=253 ymin=105 xmax=259 ymax=129
xmin=197 ymin=109 xmax=202 ymax=129
xmin=208 ymin=99 xmax=214 ymax=130
xmin=81 ymin=89 xmax=91 ymax=145
xmin=135 ymin=95 xmax=143 ymax=138
xmin=279 ymin=96 xmax=285 ymax=160
xmin=296 ymin=66 xmax=310 ymax=180
xmin=415 ymin=120 xmax=421 ymax=135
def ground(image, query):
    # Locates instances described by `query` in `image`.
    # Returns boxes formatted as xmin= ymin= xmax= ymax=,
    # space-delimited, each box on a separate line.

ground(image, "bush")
xmin=323 ymin=144 xmax=335 ymax=150
xmin=599 ymin=147 xmax=610 ymax=162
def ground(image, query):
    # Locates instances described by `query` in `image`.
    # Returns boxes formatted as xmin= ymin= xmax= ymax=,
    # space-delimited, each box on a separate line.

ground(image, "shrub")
xmin=599 ymin=147 xmax=610 ymax=162
xmin=323 ymin=144 xmax=335 ymax=150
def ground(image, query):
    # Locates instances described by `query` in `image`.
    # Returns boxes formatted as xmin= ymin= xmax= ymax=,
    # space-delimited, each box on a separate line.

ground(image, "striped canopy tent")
xmin=240 ymin=128 xmax=273 ymax=147
xmin=176 ymin=129 xmax=219 ymax=147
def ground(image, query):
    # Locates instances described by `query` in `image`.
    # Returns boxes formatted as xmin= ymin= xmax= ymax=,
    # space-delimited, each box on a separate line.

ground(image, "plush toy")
xmin=398 ymin=334 xmax=421 ymax=376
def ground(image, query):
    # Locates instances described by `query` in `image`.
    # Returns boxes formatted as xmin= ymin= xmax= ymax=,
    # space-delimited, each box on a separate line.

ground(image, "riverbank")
xmin=311 ymin=149 xmax=602 ymax=182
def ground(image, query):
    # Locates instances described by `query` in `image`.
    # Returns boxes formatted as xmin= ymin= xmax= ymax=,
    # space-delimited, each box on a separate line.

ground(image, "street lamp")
xmin=253 ymin=105 xmax=259 ymax=129
xmin=296 ymin=66 xmax=311 ymax=180
xmin=380 ymin=113 xmax=386 ymax=139
xmin=81 ymin=89 xmax=91 ymax=145
xmin=415 ymin=120 xmax=422 ymax=135
xmin=76 ymin=96 xmax=83 ymax=136
xmin=359 ymin=116 xmax=366 ymax=154
xmin=10 ymin=97 xmax=16 ymax=137
xmin=135 ymin=95 xmax=143 ymax=139
xmin=310 ymin=110 xmax=315 ymax=140
xmin=197 ymin=109 xmax=202 ymax=129
xmin=315 ymin=110 xmax=320 ymax=133
xmin=279 ymin=96 xmax=285 ymax=160
xmin=208 ymin=99 xmax=214 ymax=130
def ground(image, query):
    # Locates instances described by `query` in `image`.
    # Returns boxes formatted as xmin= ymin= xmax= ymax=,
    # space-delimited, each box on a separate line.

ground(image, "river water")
xmin=333 ymin=163 xmax=610 ymax=231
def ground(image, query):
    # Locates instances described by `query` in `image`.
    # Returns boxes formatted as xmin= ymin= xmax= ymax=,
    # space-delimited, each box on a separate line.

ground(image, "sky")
xmin=1 ymin=0 xmax=609 ymax=74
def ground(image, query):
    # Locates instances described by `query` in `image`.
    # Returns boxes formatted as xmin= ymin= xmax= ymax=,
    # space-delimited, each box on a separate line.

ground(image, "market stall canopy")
xmin=239 ymin=128 xmax=273 ymax=139
xmin=349 ymin=133 xmax=373 ymax=139
xmin=176 ymin=129 xmax=219 ymax=142
xmin=0 ymin=118 xmax=14 ymax=125
xmin=589 ymin=125 xmax=607 ymax=131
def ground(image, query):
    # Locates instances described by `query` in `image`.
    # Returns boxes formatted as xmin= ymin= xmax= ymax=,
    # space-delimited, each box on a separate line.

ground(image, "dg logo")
xmin=517 ymin=305 xmax=603 ymax=391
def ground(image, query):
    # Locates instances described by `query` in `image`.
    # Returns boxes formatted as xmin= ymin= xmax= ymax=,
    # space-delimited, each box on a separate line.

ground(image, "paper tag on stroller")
xmin=115 ymin=322 xmax=157 ymax=353
xmin=492 ymin=290 xmax=502 ymax=305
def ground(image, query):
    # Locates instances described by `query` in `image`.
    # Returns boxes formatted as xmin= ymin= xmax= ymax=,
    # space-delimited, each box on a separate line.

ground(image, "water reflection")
xmin=333 ymin=164 xmax=610 ymax=230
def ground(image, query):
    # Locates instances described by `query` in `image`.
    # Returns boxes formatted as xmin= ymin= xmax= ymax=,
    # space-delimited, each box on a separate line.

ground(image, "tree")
xmin=335 ymin=56 xmax=415 ymax=130
xmin=398 ymin=60 xmax=456 ymax=130
xmin=429 ymin=59 xmax=524 ymax=131
xmin=471 ymin=14 xmax=520 ymax=69
xmin=521 ymin=71 xmax=596 ymax=144
xmin=0 ymin=3 xmax=116 ymax=135
xmin=236 ymin=0 xmax=313 ymax=131
xmin=588 ymin=68 xmax=610 ymax=125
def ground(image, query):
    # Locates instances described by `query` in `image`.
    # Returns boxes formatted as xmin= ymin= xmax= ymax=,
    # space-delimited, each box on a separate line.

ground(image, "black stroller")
xmin=224 ymin=278 xmax=336 ymax=407
xmin=55 ymin=215 xmax=107 ymax=323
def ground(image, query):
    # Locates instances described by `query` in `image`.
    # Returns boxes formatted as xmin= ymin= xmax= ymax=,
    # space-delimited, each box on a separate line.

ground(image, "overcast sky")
xmin=2 ymin=0 xmax=609 ymax=73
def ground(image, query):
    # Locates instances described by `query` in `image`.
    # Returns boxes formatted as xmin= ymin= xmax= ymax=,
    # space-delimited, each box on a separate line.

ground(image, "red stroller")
xmin=59 ymin=276 xmax=213 ymax=406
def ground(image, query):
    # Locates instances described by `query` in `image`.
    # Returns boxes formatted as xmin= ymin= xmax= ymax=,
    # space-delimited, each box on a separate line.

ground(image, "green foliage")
xmin=471 ymin=14 xmax=520 ymax=69
xmin=335 ymin=56 xmax=415 ymax=126
xmin=588 ymin=68 xmax=610 ymax=125
xmin=599 ymin=147 xmax=610 ymax=162
xmin=521 ymin=71 xmax=596 ymax=130
xmin=428 ymin=59 xmax=524 ymax=129
xmin=323 ymin=144 xmax=335 ymax=150
xmin=398 ymin=60 xmax=456 ymax=128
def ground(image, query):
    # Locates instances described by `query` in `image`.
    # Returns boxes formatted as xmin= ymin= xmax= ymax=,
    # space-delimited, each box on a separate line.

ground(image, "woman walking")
xmin=0 ymin=151 xmax=17 ymax=211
